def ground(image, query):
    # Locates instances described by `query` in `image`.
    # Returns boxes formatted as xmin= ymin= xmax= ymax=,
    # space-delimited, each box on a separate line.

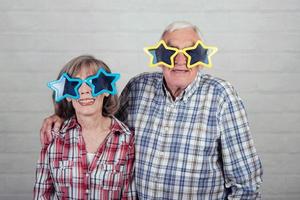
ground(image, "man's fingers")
xmin=46 ymin=119 xmax=53 ymax=144
xmin=40 ymin=116 xmax=59 ymax=146
xmin=39 ymin=126 xmax=45 ymax=145
xmin=39 ymin=114 xmax=64 ymax=146
xmin=53 ymin=115 xmax=63 ymax=133
xmin=40 ymin=118 xmax=49 ymax=145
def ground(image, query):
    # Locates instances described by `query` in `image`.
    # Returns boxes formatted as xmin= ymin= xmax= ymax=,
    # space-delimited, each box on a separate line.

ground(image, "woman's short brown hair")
xmin=53 ymin=55 xmax=119 ymax=119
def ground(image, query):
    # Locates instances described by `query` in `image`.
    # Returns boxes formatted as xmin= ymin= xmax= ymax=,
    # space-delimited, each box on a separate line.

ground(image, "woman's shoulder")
xmin=111 ymin=116 xmax=134 ymax=144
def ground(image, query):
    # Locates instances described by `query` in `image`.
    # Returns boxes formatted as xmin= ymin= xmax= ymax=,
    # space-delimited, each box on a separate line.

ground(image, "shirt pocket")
xmin=92 ymin=164 xmax=124 ymax=198
xmin=50 ymin=159 xmax=73 ymax=196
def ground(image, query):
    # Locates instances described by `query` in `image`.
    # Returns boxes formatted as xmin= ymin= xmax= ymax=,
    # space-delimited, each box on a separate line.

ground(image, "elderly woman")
xmin=33 ymin=55 xmax=135 ymax=199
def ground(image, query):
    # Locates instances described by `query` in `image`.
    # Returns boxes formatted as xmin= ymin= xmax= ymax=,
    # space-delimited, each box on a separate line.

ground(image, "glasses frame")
xmin=144 ymin=40 xmax=218 ymax=69
xmin=48 ymin=68 xmax=120 ymax=102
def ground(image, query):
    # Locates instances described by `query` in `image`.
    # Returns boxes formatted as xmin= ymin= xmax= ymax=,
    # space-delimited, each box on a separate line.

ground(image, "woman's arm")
xmin=33 ymin=145 xmax=54 ymax=200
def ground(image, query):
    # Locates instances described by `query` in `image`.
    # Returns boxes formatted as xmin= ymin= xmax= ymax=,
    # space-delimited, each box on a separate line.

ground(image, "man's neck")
xmin=169 ymin=87 xmax=185 ymax=100
xmin=163 ymin=79 xmax=186 ymax=100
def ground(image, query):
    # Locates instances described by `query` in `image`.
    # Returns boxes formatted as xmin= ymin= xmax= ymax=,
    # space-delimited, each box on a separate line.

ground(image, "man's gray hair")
xmin=161 ymin=21 xmax=204 ymax=40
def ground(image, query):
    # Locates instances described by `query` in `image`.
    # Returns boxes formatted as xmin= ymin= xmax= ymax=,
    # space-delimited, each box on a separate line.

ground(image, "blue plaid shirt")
xmin=117 ymin=71 xmax=263 ymax=199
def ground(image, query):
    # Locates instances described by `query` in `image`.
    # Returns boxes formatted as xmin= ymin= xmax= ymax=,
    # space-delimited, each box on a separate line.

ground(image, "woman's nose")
xmin=79 ymin=82 xmax=92 ymax=95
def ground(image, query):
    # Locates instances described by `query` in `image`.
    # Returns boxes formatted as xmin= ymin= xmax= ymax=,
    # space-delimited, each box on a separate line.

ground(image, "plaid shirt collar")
xmin=59 ymin=115 xmax=125 ymax=136
xmin=156 ymin=71 xmax=201 ymax=103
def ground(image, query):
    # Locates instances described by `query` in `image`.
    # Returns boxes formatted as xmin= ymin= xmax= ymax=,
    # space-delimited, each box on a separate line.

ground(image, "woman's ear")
xmin=66 ymin=97 xmax=72 ymax=102
xmin=104 ymin=93 xmax=109 ymax=97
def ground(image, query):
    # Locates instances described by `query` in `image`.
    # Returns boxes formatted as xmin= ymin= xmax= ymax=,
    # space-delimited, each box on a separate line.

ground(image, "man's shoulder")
xmin=199 ymin=73 xmax=237 ymax=97
xmin=200 ymin=73 xmax=231 ymax=87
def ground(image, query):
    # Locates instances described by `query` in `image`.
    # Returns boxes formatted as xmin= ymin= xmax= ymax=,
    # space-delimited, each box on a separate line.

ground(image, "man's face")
xmin=162 ymin=28 xmax=201 ymax=93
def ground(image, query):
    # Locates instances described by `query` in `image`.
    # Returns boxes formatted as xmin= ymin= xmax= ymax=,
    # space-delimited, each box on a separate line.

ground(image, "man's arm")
xmin=219 ymin=88 xmax=263 ymax=199
xmin=116 ymin=82 xmax=131 ymax=125
xmin=39 ymin=114 xmax=64 ymax=145
xmin=121 ymin=133 xmax=136 ymax=199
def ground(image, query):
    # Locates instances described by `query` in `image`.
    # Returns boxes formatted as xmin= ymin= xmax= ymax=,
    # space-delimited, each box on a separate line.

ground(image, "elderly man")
xmin=40 ymin=21 xmax=263 ymax=199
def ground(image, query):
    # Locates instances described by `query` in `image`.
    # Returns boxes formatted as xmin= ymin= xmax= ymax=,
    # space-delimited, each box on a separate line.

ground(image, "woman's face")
xmin=69 ymin=67 xmax=107 ymax=117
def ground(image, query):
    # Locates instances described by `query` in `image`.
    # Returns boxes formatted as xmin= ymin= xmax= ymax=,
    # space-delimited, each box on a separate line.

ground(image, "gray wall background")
xmin=0 ymin=0 xmax=299 ymax=199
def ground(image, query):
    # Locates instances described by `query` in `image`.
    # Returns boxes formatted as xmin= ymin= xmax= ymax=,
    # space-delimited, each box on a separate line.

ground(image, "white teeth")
xmin=78 ymin=98 xmax=95 ymax=105
xmin=78 ymin=98 xmax=95 ymax=102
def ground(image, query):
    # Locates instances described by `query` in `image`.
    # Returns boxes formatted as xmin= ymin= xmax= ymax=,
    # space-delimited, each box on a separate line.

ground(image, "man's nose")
xmin=174 ymin=52 xmax=187 ymax=66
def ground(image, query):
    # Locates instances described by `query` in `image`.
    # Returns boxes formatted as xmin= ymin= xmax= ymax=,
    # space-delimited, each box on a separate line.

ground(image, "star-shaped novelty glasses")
xmin=48 ymin=68 xmax=120 ymax=102
xmin=144 ymin=40 xmax=218 ymax=69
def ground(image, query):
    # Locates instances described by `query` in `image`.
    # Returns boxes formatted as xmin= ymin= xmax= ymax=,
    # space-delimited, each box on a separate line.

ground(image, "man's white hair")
xmin=161 ymin=21 xmax=204 ymax=40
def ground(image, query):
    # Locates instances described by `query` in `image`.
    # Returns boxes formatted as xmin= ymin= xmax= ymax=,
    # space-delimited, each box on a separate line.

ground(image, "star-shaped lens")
xmin=86 ymin=68 xmax=120 ymax=97
xmin=183 ymin=40 xmax=218 ymax=68
xmin=144 ymin=40 xmax=177 ymax=68
xmin=48 ymin=73 xmax=81 ymax=102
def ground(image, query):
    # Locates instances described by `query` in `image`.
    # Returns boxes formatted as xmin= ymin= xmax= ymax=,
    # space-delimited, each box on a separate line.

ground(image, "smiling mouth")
xmin=171 ymin=69 xmax=190 ymax=73
xmin=77 ymin=98 xmax=95 ymax=106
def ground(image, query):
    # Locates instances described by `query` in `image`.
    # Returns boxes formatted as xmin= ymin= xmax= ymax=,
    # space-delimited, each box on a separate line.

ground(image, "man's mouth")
xmin=171 ymin=69 xmax=190 ymax=73
xmin=77 ymin=98 xmax=95 ymax=106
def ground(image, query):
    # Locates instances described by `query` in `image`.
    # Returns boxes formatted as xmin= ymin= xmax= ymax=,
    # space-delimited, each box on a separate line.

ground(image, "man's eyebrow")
xmin=166 ymin=40 xmax=197 ymax=49
xmin=166 ymin=41 xmax=178 ymax=48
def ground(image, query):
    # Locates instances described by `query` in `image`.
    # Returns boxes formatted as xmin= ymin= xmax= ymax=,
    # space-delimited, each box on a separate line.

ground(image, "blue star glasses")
xmin=48 ymin=68 xmax=120 ymax=102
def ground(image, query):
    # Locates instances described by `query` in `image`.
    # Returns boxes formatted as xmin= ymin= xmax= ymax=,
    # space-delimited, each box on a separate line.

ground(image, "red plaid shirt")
xmin=34 ymin=116 xmax=136 ymax=200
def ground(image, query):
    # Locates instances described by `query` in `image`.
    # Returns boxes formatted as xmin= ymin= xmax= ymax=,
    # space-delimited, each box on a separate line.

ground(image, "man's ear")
xmin=196 ymin=65 xmax=203 ymax=70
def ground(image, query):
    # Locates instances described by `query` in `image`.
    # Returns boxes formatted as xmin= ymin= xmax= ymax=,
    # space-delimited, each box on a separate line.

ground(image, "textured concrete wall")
xmin=0 ymin=0 xmax=299 ymax=199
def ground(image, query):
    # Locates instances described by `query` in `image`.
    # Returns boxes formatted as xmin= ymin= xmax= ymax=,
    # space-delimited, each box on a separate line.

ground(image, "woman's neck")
xmin=76 ymin=114 xmax=112 ymax=153
xmin=76 ymin=114 xmax=111 ymax=134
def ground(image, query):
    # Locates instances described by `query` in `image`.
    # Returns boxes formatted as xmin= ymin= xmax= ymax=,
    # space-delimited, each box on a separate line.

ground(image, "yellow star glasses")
xmin=144 ymin=40 xmax=217 ymax=69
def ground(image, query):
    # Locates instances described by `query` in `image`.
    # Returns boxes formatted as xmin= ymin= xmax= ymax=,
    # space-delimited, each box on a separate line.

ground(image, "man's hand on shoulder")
xmin=39 ymin=114 xmax=64 ymax=146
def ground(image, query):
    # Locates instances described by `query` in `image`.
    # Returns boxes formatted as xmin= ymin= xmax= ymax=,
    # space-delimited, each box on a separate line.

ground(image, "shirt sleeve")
xmin=116 ymin=81 xmax=130 ymax=124
xmin=219 ymin=87 xmax=263 ymax=199
xmin=121 ymin=133 xmax=137 ymax=200
xmin=33 ymin=144 xmax=54 ymax=200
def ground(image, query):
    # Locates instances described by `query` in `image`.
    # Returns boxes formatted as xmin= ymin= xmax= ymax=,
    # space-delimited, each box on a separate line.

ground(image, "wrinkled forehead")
xmin=162 ymin=28 xmax=201 ymax=49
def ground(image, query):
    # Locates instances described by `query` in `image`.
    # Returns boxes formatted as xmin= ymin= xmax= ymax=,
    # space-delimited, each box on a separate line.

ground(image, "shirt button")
xmin=86 ymin=189 xmax=89 ymax=194
xmin=86 ymin=173 xmax=89 ymax=177
xmin=159 ymin=152 xmax=164 ymax=159
xmin=165 ymin=125 xmax=169 ymax=132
